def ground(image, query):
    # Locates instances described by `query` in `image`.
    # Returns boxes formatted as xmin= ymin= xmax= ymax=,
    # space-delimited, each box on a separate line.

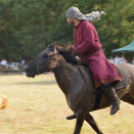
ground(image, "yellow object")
xmin=0 ymin=95 xmax=8 ymax=110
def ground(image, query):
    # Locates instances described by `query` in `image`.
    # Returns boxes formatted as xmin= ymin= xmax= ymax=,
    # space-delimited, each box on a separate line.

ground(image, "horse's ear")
xmin=52 ymin=41 xmax=57 ymax=54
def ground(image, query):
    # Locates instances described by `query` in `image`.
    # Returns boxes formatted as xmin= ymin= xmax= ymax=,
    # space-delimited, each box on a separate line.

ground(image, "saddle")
xmin=78 ymin=60 xmax=130 ymax=94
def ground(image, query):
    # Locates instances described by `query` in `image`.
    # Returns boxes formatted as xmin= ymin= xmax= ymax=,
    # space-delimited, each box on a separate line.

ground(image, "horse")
xmin=25 ymin=43 xmax=134 ymax=134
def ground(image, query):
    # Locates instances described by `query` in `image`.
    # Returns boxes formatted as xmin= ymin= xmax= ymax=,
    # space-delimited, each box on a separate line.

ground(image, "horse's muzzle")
xmin=25 ymin=67 xmax=35 ymax=78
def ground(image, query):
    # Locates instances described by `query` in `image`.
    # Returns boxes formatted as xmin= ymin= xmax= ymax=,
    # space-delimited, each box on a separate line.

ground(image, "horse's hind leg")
xmin=73 ymin=110 xmax=86 ymax=134
xmin=85 ymin=114 xmax=103 ymax=134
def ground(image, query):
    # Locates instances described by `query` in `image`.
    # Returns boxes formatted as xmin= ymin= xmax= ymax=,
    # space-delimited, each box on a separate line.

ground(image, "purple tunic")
xmin=74 ymin=20 xmax=123 ymax=88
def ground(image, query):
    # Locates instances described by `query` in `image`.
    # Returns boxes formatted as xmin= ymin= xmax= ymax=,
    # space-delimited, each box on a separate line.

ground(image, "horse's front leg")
xmin=85 ymin=114 xmax=103 ymax=134
xmin=73 ymin=110 xmax=86 ymax=134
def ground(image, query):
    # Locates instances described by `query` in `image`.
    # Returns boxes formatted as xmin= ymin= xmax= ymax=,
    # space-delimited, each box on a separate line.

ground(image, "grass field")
xmin=0 ymin=74 xmax=134 ymax=134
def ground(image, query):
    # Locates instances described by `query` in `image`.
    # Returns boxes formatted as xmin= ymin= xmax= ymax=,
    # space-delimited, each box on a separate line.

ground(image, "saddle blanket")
xmin=78 ymin=64 xmax=130 ymax=94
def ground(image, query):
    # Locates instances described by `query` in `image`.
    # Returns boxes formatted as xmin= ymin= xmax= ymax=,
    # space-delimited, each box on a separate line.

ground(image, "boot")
xmin=66 ymin=114 xmax=76 ymax=120
xmin=103 ymin=85 xmax=120 ymax=115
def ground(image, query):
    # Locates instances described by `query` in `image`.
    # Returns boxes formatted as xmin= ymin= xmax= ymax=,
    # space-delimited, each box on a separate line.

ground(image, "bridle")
xmin=36 ymin=51 xmax=58 ymax=75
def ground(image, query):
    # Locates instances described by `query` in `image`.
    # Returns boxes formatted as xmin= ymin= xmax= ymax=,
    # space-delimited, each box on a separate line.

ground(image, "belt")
xmin=82 ymin=48 xmax=101 ymax=58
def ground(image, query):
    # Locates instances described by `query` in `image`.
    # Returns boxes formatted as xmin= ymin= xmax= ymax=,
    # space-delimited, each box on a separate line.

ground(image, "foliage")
xmin=0 ymin=0 xmax=134 ymax=62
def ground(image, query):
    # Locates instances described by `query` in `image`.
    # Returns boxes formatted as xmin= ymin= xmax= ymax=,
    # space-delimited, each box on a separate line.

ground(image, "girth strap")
xmin=78 ymin=65 xmax=103 ymax=110
xmin=93 ymin=89 xmax=103 ymax=110
xmin=78 ymin=65 xmax=96 ymax=94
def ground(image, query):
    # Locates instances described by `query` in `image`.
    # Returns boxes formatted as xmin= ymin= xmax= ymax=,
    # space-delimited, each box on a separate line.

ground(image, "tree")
xmin=0 ymin=0 xmax=134 ymax=62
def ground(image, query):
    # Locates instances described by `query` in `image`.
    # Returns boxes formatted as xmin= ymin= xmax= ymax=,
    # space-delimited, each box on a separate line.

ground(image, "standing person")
xmin=18 ymin=57 xmax=23 ymax=73
xmin=119 ymin=55 xmax=127 ymax=64
xmin=132 ymin=57 xmax=134 ymax=65
xmin=66 ymin=7 xmax=123 ymax=117
xmin=109 ymin=56 xmax=115 ymax=64
xmin=114 ymin=55 xmax=120 ymax=65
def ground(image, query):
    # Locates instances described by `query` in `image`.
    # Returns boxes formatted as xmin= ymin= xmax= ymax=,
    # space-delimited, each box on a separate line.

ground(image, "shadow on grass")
xmin=16 ymin=80 xmax=56 ymax=85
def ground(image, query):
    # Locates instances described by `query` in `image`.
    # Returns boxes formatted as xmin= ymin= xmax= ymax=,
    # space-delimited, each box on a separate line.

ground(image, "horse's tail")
xmin=0 ymin=95 xmax=8 ymax=110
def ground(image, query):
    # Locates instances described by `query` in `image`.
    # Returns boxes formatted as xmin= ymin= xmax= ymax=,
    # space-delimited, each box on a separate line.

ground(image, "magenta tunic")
xmin=74 ymin=20 xmax=123 ymax=88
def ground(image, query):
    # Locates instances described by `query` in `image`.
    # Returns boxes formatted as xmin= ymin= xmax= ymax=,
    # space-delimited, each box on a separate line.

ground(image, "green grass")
xmin=0 ymin=74 xmax=134 ymax=134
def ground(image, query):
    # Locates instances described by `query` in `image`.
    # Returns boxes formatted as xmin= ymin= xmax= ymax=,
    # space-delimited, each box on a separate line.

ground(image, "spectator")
xmin=132 ymin=57 xmax=134 ymax=65
xmin=18 ymin=57 xmax=25 ymax=73
xmin=114 ymin=55 xmax=120 ymax=64
xmin=119 ymin=55 xmax=127 ymax=64
xmin=21 ymin=59 xmax=25 ymax=65
xmin=0 ymin=59 xmax=8 ymax=68
xmin=109 ymin=56 xmax=115 ymax=64
xmin=0 ymin=59 xmax=9 ymax=73
xmin=18 ymin=57 xmax=22 ymax=63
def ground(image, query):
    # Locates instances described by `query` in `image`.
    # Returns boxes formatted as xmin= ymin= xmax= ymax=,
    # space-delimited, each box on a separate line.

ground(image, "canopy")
xmin=112 ymin=40 xmax=134 ymax=53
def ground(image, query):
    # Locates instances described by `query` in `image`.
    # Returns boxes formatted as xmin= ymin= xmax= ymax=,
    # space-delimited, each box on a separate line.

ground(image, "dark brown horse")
xmin=25 ymin=43 xmax=134 ymax=134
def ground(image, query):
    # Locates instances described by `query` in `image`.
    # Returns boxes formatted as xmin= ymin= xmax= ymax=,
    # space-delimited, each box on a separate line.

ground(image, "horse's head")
xmin=25 ymin=42 xmax=65 ymax=77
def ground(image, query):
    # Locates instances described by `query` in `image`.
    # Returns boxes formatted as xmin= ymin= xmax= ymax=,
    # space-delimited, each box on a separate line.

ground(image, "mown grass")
xmin=0 ymin=74 xmax=134 ymax=134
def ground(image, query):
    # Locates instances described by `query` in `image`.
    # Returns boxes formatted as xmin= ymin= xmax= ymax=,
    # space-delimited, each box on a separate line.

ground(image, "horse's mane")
xmin=58 ymin=48 xmax=79 ymax=65
xmin=47 ymin=43 xmax=79 ymax=65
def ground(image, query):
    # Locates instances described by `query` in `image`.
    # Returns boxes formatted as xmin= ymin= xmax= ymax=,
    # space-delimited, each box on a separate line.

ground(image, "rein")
xmin=36 ymin=51 xmax=58 ymax=74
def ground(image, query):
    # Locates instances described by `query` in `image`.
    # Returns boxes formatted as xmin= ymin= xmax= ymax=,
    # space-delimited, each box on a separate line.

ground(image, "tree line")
xmin=0 ymin=0 xmax=134 ymax=62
